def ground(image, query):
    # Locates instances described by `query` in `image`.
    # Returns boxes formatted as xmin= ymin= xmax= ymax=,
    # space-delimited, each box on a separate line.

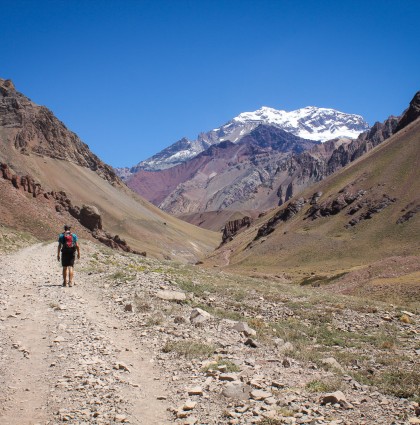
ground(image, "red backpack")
xmin=62 ymin=231 xmax=75 ymax=252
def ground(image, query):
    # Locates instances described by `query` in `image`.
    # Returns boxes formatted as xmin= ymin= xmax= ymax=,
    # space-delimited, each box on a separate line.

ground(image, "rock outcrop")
xmin=1 ymin=161 xmax=141 ymax=254
xmin=0 ymin=78 xmax=122 ymax=187
xmin=221 ymin=217 xmax=252 ymax=244
xmin=255 ymin=197 xmax=306 ymax=240
xmin=79 ymin=205 xmax=102 ymax=231
xmin=394 ymin=91 xmax=420 ymax=133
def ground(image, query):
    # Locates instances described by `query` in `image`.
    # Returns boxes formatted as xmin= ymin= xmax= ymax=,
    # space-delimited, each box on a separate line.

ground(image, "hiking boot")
xmin=63 ymin=281 xmax=67 ymax=287
xmin=68 ymin=281 xmax=73 ymax=287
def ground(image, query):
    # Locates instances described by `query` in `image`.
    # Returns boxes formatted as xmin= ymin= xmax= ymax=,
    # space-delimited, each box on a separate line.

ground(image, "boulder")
xmin=320 ymin=391 xmax=352 ymax=409
xmin=79 ymin=205 xmax=102 ymax=231
xmin=321 ymin=357 xmax=345 ymax=373
xmin=222 ymin=382 xmax=250 ymax=400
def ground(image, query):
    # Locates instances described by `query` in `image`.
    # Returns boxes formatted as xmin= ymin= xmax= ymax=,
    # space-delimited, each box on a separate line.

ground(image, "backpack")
xmin=62 ymin=231 xmax=76 ymax=252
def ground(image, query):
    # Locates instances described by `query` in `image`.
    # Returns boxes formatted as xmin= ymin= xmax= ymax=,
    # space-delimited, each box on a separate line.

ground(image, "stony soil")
xmin=0 ymin=241 xmax=419 ymax=424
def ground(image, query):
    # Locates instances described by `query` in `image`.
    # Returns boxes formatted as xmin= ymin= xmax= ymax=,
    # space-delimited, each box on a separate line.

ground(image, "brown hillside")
xmin=205 ymin=116 xmax=420 ymax=303
xmin=0 ymin=79 xmax=219 ymax=261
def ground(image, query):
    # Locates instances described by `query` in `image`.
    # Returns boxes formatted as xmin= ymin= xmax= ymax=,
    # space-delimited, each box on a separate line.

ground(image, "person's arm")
xmin=75 ymin=241 xmax=80 ymax=259
xmin=57 ymin=242 xmax=62 ymax=261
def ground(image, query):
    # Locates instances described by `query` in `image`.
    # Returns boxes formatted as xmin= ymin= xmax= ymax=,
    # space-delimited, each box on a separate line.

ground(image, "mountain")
xmin=0 ymin=78 xmax=219 ymax=262
xmin=120 ymin=105 xmax=369 ymax=174
xmin=203 ymin=92 xmax=420 ymax=301
xmin=125 ymin=113 xmax=396 ymax=222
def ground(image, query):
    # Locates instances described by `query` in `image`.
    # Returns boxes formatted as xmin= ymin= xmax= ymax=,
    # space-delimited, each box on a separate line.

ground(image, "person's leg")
xmin=62 ymin=266 xmax=68 ymax=286
xmin=68 ymin=267 xmax=74 ymax=286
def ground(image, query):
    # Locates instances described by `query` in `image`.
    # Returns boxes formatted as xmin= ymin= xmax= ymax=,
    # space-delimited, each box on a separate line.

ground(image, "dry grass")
xmin=306 ymin=378 xmax=342 ymax=393
xmin=162 ymin=340 xmax=215 ymax=359
xmin=0 ymin=224 xmax=38 ymax=253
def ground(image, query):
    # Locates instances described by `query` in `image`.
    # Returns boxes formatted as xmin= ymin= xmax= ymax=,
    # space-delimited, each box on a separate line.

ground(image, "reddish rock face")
xmin=395 ymin=91 xmax=420 ymax=133
xmin=222 ymin=217 xmax=252 ymax=244
xmin=0 ymin=160 xmax=141 ymax=255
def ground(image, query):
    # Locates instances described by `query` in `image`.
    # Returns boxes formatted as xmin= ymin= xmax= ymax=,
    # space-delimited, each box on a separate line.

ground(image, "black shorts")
xmin=61 ymin=250 xmax=76 ymax=267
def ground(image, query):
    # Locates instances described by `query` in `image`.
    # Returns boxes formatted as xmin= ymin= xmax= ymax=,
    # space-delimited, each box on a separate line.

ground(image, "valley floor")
xmin=0 ymin=241 xmax=419 ymax=424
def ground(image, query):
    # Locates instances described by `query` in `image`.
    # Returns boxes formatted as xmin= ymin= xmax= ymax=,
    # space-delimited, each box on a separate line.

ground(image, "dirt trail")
xmin=0 ymin=243 xmax=169 ymax=424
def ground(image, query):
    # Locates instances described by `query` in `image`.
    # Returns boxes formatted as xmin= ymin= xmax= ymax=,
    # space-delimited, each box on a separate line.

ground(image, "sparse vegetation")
xmin=201 ymin=358 xmax=241 ymax=373
xmin=306 ymin=378 xmax=342 ymax=393
xmin=134 ymin=294 xmax=152 ymax=312
xmin=352 ymin=368 xmax=420 ymax=400
xmin=0 ymin=225 xmax=38 ymax=253
xmin=162 ymin=340 xmax=215 ymax=359
xmin=258 ymin=418 xmax=284 ymax=424
xmin=145 ymin=314 xmax=165 ymax=326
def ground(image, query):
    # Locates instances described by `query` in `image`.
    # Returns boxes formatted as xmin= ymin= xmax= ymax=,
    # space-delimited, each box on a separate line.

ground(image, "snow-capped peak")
xmin=128 ymin=104 xmax=369 ymax=172
xmin=233 ymin=106 xmax=368 ymax=142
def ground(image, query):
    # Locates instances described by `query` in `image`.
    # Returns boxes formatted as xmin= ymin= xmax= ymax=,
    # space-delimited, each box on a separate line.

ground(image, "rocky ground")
xmin=0 ymin=240 xmax=419 ymax=424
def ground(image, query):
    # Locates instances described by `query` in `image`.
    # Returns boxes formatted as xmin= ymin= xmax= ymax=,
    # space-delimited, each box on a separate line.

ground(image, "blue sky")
xmin=1 ymin=0 xmax=419 ymax=167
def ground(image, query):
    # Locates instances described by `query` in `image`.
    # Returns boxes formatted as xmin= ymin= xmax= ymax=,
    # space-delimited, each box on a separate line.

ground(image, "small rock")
xmin=124 ymin=304 xmax=133 ymax=312
xmin=222 ymin=382 xmax=251 ymax=400
xmin=244 ymin=338 xmax=258 ymax=348
xmin=321 ymin=357 xmax=345 ymax=373
xmin=114 ymin=361 xmax=130 ymax=372
xmin=381 ymin=315 xmax=393 ymax=322
xmin=114 ymin=414 xmax=128 ymax=423
xmin=187 ymin=386 xmax=203 ymax=396
xmin=219 ymin=373 xmax=239 ymax=382
xmin=272 ymin=380 xmax=285 ymax=388
xmin=250 ymin=389 xmax=272 ymax=400
xmin=183 ymin=400 xmax=197 ymax=411
xmin=233 ymin=322 xmax=257 ymax=337
xmin=176 ymin=409 xmax=189 ymax=419
xmin=321 ymin=391 xmax=352 ymax=409
xmin=264 ymin=397 xmax=277 ymax=405
xmin=156 ymin=290 xmax=186 ymax=301
xmin=190 ymin=308 xmax=212 ymax=324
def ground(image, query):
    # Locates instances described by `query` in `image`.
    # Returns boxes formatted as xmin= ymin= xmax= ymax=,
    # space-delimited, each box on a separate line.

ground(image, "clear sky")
xmin=1 ymin=0 xmax=419 ymax=167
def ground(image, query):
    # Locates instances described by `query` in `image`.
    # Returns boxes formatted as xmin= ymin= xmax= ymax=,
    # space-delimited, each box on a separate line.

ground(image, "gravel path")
xmin=0 ymin=242 xmax=419 ymax=424
xmin=0 ymin=243 xmax=169 ymax=425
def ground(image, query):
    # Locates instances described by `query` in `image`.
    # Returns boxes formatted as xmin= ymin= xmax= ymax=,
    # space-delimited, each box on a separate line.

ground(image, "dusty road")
xmin=0 ymin=243 xmax=169 ymax=425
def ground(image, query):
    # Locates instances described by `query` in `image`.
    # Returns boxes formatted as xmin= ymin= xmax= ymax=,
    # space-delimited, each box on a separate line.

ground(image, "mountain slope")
xmin=0 ymin=79 xmax=219 ymax=261
xmin=204 ymin=100 xmax=420 ymax=297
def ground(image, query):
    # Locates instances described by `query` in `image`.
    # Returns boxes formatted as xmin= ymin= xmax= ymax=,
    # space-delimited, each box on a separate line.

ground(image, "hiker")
xmin=57 ymin=224 xmax=80 ymax=287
